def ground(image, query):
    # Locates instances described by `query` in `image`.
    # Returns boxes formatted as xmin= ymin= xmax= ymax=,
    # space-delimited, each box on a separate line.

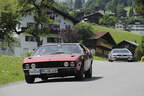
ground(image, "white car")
xmin=108 ymin=48 xmax=133 ymax=62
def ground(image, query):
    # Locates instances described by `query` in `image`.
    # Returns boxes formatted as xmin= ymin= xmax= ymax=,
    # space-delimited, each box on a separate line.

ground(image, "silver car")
xmin=108 ymin=48 xmax=133 ymax=62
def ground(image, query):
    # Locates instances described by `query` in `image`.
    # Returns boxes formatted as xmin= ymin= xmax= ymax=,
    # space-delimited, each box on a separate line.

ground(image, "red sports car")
xmin=23 ymin=43 xmax=93 ymax=83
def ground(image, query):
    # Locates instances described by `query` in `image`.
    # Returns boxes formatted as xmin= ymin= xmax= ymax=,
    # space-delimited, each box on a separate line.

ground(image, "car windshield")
xmin=112 ymin=49 xmax=129 ymax=53
xmin=32 ymin=44 xmax=82 ymax=56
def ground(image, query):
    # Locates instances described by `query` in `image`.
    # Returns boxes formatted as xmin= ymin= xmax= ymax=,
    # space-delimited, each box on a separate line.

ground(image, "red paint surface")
xmin=23 ymin=54 xmax=81 ymax=64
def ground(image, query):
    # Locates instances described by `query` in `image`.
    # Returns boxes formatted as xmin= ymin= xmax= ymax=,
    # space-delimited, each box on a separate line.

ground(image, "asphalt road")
xmin=0 ymin=61 xmax=144 ymax=96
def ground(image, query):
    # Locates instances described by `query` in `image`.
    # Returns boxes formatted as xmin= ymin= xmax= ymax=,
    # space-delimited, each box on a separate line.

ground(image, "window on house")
xmin=47 ymin=12 xmax=55 ymax=19
xmin=27 ymin=23 xmax=35 ymax=28
xmin=47 ymin=37 xmax=59 ymax=43
xmin=0 ymin=34 xmax=3 ymax=40
xmin=25 ymin=36 xmax=37 ymax=42
xmin=65 ymin=25 xmax=71 ymax=29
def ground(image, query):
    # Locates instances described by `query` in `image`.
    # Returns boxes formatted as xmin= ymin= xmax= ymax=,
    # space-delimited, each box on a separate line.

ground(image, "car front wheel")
xmin=25 ymin=75 xmax=35 ymax=84
xmin=41 ymin=77 xmax=48 ymax=81
xmin=75 ymin=65 xmax=85 ymax=81
xmin=85 ymin=65 xmax=92 ymax=78
xmin=108 ymin=59 xmax=113 ymax=62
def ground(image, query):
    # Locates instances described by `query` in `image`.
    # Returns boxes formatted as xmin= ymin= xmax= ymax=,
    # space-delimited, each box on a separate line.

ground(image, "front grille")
xmin=23 ymin=61 xmax=76 ymax=69
xmin=35 ymin=62 xmax=64 ymax=68
xmin=117 ymin=55 xmax=128 ymax=56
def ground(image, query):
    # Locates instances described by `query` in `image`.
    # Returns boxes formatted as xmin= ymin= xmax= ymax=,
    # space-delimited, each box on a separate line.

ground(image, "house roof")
xmin=90 ymin=32 xmax=108 ymax=39
xmin=82 ymin=12 xmax=104 ymax=19
xmin=51 ymin=7 xmax=79 ymax=24
xmin=129 ymin=20 xmax=144 ymax=25
xmin=118 ymin=40 xmax=139 ymax=46
xmin=90 ymin=32 xmax=116 ymax=45
xmin=20 ymin=7 xmax=79 ymax=24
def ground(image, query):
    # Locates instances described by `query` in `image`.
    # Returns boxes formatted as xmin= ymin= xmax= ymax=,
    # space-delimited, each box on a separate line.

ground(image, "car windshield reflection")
xmin=112 ymin=49 xmax=129 ymax=53
xmin=32 ymin=44 xmax=82 ymax=56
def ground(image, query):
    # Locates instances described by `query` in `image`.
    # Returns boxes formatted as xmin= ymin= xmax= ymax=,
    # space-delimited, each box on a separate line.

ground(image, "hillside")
xmin=92 ymin=24 xmax=142 ymax=44
xmin=83 ymin=0 xmax=134 ymax=10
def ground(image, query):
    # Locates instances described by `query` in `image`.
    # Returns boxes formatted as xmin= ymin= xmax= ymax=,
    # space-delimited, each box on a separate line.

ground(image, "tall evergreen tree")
xmin=74 ymin=0 xmax=83 ymax=9
xmin=129 ymin=7 xmax=134 ymax=16
xmin=134 ymin=0 xmax=144 ymax=16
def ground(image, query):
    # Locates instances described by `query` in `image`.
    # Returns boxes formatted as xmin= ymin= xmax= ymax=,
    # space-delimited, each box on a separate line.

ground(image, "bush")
xmin=135 ymin=46 xmax=143 ymax=61
xmin=141 ymin=56 xmax=144 ymax=62
xmin=135 ymin=36 xmax=144 ymax=61
xmin=63 ymin=23 xmax=94 ymax=43
xmin=73 ymin=23 xmax=94 ymax=42
xmin=25 ymin=51 xmax=33 ymax=57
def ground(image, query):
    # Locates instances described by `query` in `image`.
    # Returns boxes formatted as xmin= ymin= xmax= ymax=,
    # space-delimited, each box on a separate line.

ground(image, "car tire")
xmin=128 ymin=60 xmax=132 ymax=62
xmin=41 ymin=77 xmax=48 ymax=81
xmin=25 ymin=75 xmax=35 ymax=84
xmin=75 ymin=65 xmax=85 ymax=81
xmin=85 ymin=64 xmax=92 ymax=78
xmin=109 ymin=59 xmax=113 ymax=62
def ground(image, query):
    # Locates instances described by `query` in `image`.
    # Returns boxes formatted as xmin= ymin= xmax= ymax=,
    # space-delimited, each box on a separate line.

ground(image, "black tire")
xmin=75 ymin=65 xmax=85 ymax=81
xmin=41 ymin=77 xmax=48 ymax=81
xmin=85 ymin=65 xmax=92 ymax=78
xmin=25 ymin=75 xmax=35 ymax=84
xmin=109 ymin=59 xmax=113 ymax=62
xmin=128 ymin=60 xmax=132 ymax=62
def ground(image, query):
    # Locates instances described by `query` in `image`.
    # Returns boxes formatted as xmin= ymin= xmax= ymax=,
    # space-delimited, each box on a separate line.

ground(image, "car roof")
xmin=112 ymin=48 xmax=129 ymax=51
xmin=41 ymin=43 xmax=80 ymax=46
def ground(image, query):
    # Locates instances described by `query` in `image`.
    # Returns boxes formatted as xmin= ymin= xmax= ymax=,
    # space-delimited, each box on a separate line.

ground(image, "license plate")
xmin=29 ymin=69 xmax=40 ymax=75
xmin=40 ymin=68 xmax=58 ymax=74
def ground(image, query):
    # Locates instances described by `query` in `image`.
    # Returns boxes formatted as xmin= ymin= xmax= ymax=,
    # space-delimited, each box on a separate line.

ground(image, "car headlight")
xmin=25 ymin=64 xmax=30 ymax=69
xmin=70 ymin=62 xmax=75 ymax=67
xmin=64 ymin=62 xmax=69 ymax=67
xmin=31 ymin=63 xmax=36 ymax=68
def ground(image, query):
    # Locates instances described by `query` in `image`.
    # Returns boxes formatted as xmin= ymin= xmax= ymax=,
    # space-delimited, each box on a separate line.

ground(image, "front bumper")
xmin=111 ymin=56 xmax=133 ymax=60
xmin=23 ymin=67 xmax=77 ymax=78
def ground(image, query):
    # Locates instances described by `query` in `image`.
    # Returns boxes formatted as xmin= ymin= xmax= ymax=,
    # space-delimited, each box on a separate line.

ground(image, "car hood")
xmin=112 ymin=53 xmax=132 ymax=55
xmin=23 ymin=54 xmax=82 ymax=63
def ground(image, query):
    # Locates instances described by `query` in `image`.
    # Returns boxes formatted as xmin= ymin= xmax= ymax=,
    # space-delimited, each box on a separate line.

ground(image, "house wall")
xmin=128 ymin=24 xmax=144 ymax=34
xmin=54 ymin=14 xmax=74 ymax=29
xmin=14 ymin=33 xmax=37 ymax=56
xmin=84 ymin=38 xmax=114 ymax=57
xmin=115 ymin=22 xmax=144 ymax=34
xmin=6 ymin=12 xmax=75 ymax=57
xmin=19 ymin=14 xmax=35 ymax=29
xmin=115 ymin=24 xmax=125 ymax=30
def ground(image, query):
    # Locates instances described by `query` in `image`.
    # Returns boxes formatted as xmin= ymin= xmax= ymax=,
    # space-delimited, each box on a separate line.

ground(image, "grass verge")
xmin=0 ymin=56 xmax=24 ymax=85
xmin=93 ymin=56 xmax=107 ymax=61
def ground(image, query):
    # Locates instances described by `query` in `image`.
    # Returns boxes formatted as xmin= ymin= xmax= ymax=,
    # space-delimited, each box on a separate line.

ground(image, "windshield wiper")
xmin=51 ymin=52 xmax=65 ymax=54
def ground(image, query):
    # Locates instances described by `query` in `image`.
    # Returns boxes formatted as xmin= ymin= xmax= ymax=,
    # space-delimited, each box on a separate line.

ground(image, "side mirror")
xmin=33 ymin=48 xmax=38 ymax=51
xmin=90 ymin=49 xmax=96 ymax=56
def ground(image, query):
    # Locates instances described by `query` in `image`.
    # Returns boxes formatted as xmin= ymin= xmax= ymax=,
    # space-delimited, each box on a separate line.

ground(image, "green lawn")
xmin=93 ymin=56 xmax=107 ymax=61
xmin=0 ymin=56 xmax=24 ymax=85
xmin=92 ymin=24 xmax=143 ymax=44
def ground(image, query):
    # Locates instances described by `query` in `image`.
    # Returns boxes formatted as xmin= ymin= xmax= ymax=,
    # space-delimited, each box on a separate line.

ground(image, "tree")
xmin=0 ymin=4 xmax=20 ymax=48
xmin=116 ymin=4 xmax=127 ymax=17
xmin=134 ymin=0 xmax=144 ymax=16
xmin=129 ymin=7 xmax=134 ymax=17
xmin=99 ymin=14 xmax=116 ymax=26
xmin=135 ymin=36 xmax=144 ymax=60
xmin=54 ymin=2 xmax=71 ymax=13
xmin=84 ymin=0 xmax=110 ymax=11
xmin=18 ymin=0 xmax=55 ymax=46
xmin=63 ymin=23 xmax=94 ymax=43
xmin=74 ymin=0 xmax=83 ymax=9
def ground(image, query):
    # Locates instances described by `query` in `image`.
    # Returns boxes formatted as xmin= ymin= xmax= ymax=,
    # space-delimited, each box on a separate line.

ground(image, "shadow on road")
xmin=34 ymin=76 xmax=103 ymax=84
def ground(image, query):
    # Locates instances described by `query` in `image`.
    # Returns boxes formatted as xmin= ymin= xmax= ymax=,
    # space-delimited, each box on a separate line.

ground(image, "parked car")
xmin=22 ymin=43 xmax=93 ymax=83
xmin=108 ymin=48 xmax=133 ymax=62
